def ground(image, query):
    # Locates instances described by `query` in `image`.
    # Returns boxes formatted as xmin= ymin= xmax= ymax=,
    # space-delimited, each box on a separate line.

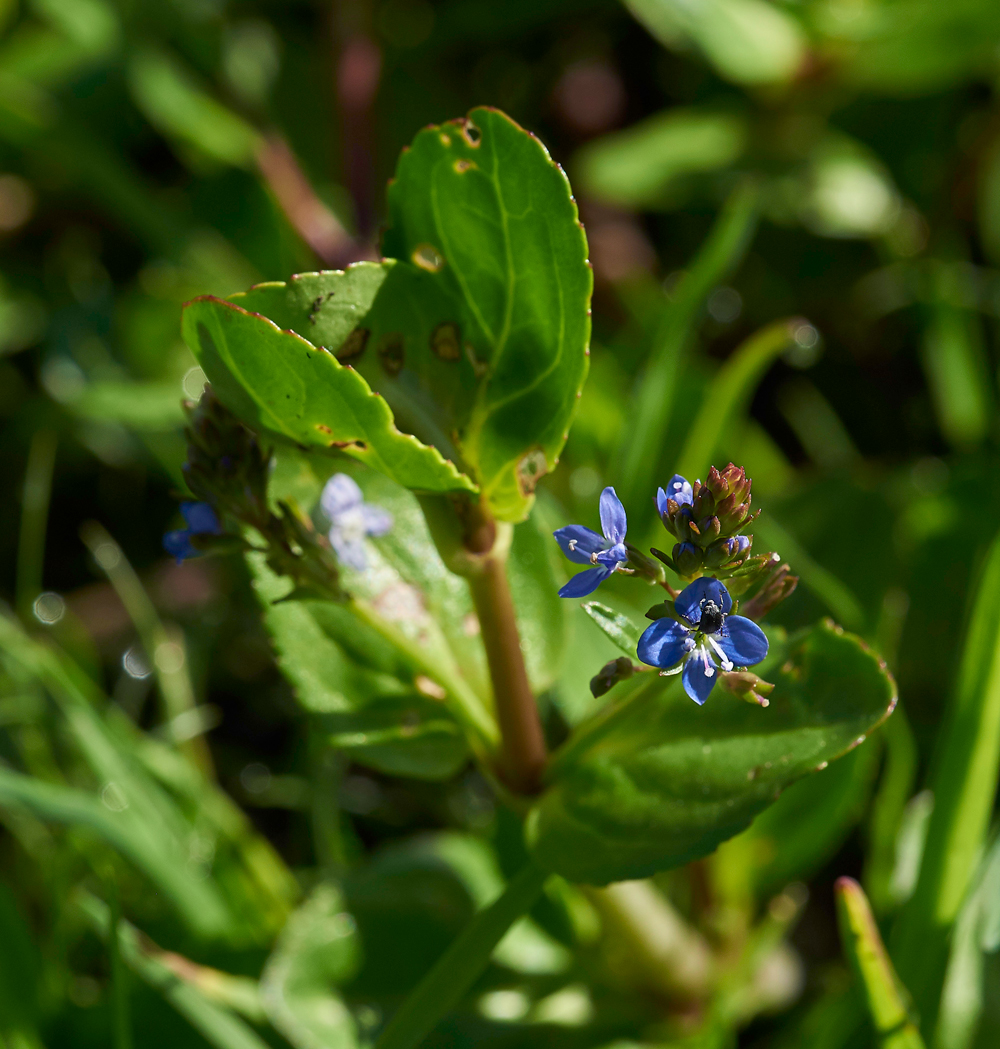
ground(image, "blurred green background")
xmin=4 ymin=0 xmax=1000 ymax=1046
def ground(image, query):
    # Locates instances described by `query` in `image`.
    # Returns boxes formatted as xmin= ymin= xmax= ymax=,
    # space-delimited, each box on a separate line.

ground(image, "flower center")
xmin=699 ymin=599 xmax=725 ymax=635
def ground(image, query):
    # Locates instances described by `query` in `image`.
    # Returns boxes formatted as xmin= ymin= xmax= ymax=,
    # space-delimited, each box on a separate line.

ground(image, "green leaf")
xmin=575 ymin=107 xmax=747 ymax=209
xmin=260 ymin=884 xmax=360 ymax=1049
xmin=723 ymin=740 xmax=881 ymax=898
xmin=626 ymin=0 xmax=808 ymax=86
xmin=181 ymin=295 xmax=476 ymax=496
xmin=835 ymin=878 xmax=925 ymax=1049
xmin=321 ymin=701 xmax=468 ymax=781
xmin=382 ymin=107 xmax=592 ymax=522
xmin=526 ymin=620 xmax=896 ymax=885
xmin=581 ymin=601 xmax=643 ymax=656
xmin=893 ymin=527 xmax=1000 ymax=1020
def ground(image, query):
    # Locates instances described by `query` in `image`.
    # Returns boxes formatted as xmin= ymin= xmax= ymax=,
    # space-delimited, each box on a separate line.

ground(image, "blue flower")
xmin=321 ymin=473 xmax=392 ymax=571
xmin=163 ymin=502 xmax=222 ymax=563
xmin=636 ymin=577 xmax=768 ymax=705
xmin=656 ymin=473 xmax=694 ymax=513
xmin=554 ymin=487 xmax=630 ymax=598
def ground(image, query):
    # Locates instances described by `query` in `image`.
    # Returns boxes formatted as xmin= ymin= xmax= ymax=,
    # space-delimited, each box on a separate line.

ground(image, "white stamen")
xmin=568 ymin=539 xmax=578 ymax=551
xmin=672 ymin=482 xmax=683 ymax=491
xmin=707 ymin=635 xmax=734 ymax=672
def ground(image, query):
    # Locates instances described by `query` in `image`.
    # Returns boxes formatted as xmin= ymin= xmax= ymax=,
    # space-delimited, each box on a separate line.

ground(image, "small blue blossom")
xmin=553 ymin=487 xmax=630 ymax=598
xmin=656 ymin=474 xmax=693 ymax=514
xmin=637 ymin=577 xmax=768 ymax=705
xmin=321 ymin=473 xmax=392 ymax=571
xmin=163 ymin=502 xmax=222 ymax=564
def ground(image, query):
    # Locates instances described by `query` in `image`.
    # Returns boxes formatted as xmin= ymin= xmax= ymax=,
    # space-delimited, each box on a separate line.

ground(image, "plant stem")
xmin=467 ymin=553 xmax=548 ymax=794
xmin=375 ymin=861 xmax=548 ymax=1049
xmin=107 ymin=877 xmax=134 ymax=1049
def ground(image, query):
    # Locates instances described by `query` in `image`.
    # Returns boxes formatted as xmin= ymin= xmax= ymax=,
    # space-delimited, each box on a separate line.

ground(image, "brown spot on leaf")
xmin=377 ymin=333 xmax=404 ymax=376
xmin=454 ymin=159 xmax=476 ymax=174
xmin=461 ymin=120 xmax=482 ymax=147
xmin=336 ymin=326 xmax=369 ymax=363
xmin=316 ymin=424 xmax=332 ymax=435
xmin=332 ymin=439 xmax=367 ymax=450
xmin=431 ymin=322 xmax=462 ymax=361
xmin=517 ymin=448 xmax=548 ymax=497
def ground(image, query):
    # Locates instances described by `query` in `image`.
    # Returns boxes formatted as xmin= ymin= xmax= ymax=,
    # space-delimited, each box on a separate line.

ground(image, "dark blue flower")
xmin=553 ymin=487 xmax=630 ymax=598
xmin=321 ymin=473 xmax=392 ymax=571
xmin=163 ymin=502 xmax=222 ymax=563
xmin=636 ymin=577 xmax=768 ymax=705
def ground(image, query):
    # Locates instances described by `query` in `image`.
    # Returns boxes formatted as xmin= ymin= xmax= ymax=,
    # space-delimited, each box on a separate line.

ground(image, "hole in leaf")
xmin=378 ymin=333 xmax=405 ymax=376
xmin=516 ymin=448 xmax=548 ymax=497
xmin=430 ymin=321 xmax=462 ymax=361
xmin=454 ymin=159 xmax=476 ymax=174
xmin=332 ymin=439 xmax=367 ymax=450
xmin=461 ymin=120 xmax=481 ymax=147
xmin=336 ymin=326 xmax=369 ymax=363
xmin=412 ymin=243 xmax=445 ymax=272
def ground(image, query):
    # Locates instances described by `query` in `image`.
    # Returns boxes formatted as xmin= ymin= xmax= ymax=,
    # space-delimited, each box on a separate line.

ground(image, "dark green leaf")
xmin=526 ymin=620 xmax=896 ymax=884
xmin=182 ymin=295 xmax=477 ymax=495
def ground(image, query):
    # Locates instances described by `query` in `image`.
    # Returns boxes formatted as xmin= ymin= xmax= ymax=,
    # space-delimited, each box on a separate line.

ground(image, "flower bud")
xmin=704 ymin=534 xmax=751 ymax=569
xmin=590 ymin=656 xmax=636 ymax=698
xmin=672 ymin=542 xmax=702 ymax=577
xmin=719 ymin=669 xmax=775 ymax=707
xmin=740 ymin=563 xmax=799 ymax=621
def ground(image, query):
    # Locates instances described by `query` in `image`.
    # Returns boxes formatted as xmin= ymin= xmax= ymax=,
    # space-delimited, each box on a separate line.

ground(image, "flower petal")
xmin=321 ymin=473 xmax=364 ymax=521
xmin=163 ymin=529 xmax=198 ymax=563
xmin=329 ymin=528 xmax=369 ymax=571
xmin=637 ymin=618 xmax=692 ymax=668
xmin=180 ymin=502 xmax=220 ymax=535
xmin=361 ymin=504 xmax=393 ymax=538
xmin=682 ymin=648 xmax=718 ymax=705
xmin=554 ymin=525 xmax=606 ymax=565
xmin=558 ymin=566 xmax=611 ymax=598
xmin=715 ymin=615 xmax=769 ymax=668
xmin=675 ymin=576 xmax=733 ymax=625
xmin=599 ymin=486 xmax=627 ymax=544
xmin=595 ymin=542 xmax=628 ymax=567
xmin=658 ymin=475 xmax=693 ymax=512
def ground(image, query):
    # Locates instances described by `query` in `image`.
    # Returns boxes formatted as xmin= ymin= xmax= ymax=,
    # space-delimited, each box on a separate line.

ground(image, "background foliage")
xmin=3 ymin=0 xmax=1000 ymax=1046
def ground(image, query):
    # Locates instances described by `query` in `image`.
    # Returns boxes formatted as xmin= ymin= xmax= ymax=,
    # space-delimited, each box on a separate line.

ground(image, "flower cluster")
xmin=554 ymin=464 xmax=793 ymax=705
xmin=657 ymin=465 xmax=756 ymax=578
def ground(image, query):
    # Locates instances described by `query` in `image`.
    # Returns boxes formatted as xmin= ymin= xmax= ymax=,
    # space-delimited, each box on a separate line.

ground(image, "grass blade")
xmin=892 ymin=529 xmax=1000 ymax=1025
xmin=674 ymin=318 xmax=798 ymax=483
xmin=78 ymin=893 xmax=270 ymax=1049
xmin=835 ymin=877 xmax=924 ymax=1049
xmin=16 ymin=429 xmax=57 ymax=621
xmin=374 ymin=861 xmax=548 ymax=1049
xmin=616 ymin=181 xmax=758 ymax=508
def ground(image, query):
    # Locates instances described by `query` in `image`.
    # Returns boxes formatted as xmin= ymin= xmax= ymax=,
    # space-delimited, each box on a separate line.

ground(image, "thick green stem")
xmin=375 ymin=861 xmax=548 ymax=1049
xmin=16 ymin=428 xmax=57 ymax=621
xmin=467 ymin=554 xmax=547 ymax=794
